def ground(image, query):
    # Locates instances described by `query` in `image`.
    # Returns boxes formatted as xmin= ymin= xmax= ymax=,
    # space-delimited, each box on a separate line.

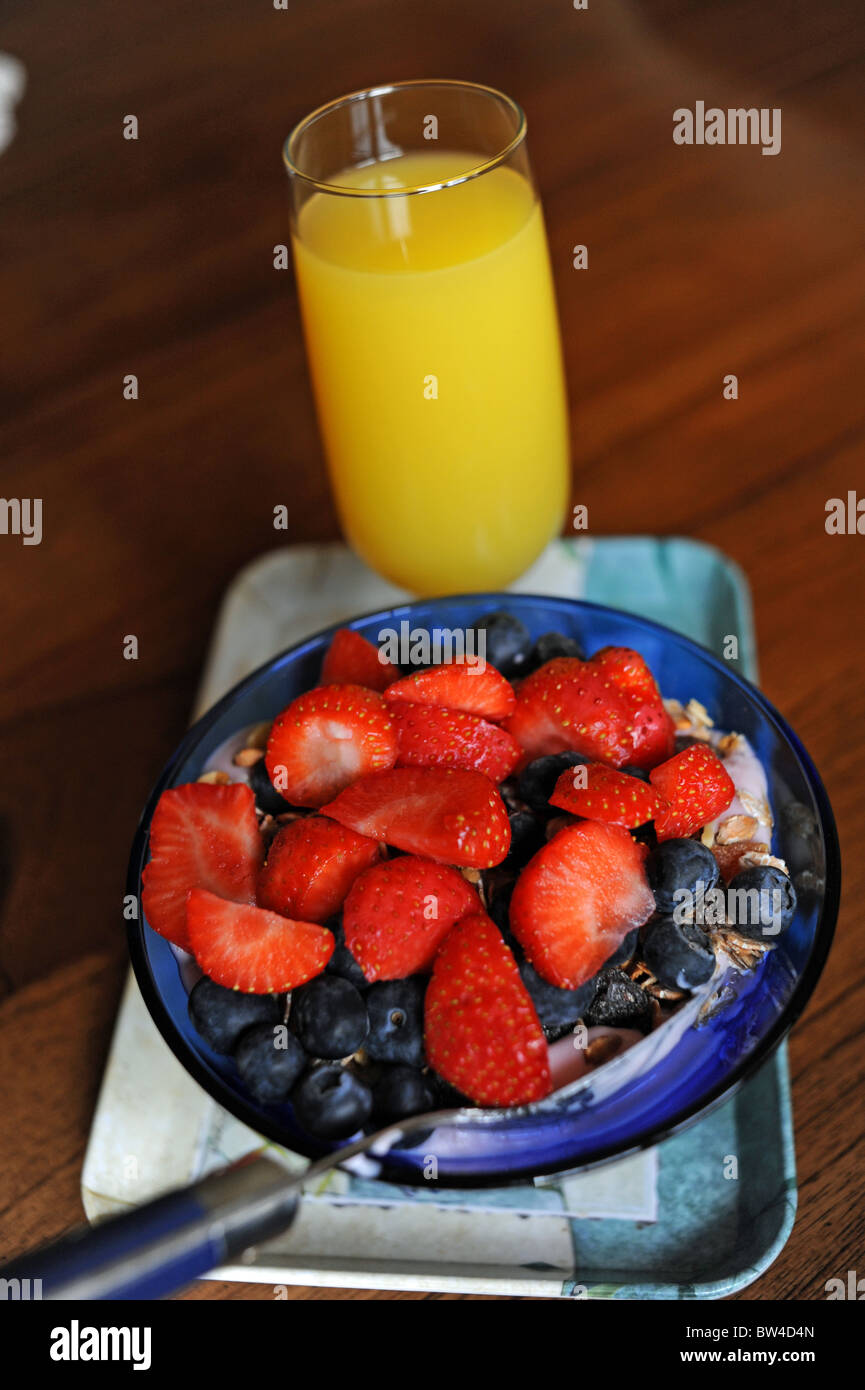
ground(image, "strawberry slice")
xmin=384 ymin=662 xmax=515 ymax=722
xmin=321 ymin=767 xmax=511 ymax=868
xmin=390 ymin=701 xmax=521 ymax=783
xmin=649 ymin=744 xmax=735 ymax=841
xmin=592 ymin=646 xmax=675 ymax=768
xmin=506 ymin=651 xmax=674 ymax=770
xmin=343 ymin=855 xmax=480 ymax=981
xmin=186 ymin=888 xmax=334 ymax=993
xmin=265 ymin=685 xmax=398 ymax=809
xmin=424 ymin=913 xmax=551 ymax=1106
xmin=141 ymin=782 xmax=263 ymax=951
xmin=320 ymin=628 xmax=399 ymax=693
xmin=505 ymin=658 xmax=635 ymax=766
xmin=550 ymin=764 xmax=663 ymax=828
xmin=509 ymin=821 xmax=655 ymax=989
xmin=256 ymin=816 xmax=381 ymax=924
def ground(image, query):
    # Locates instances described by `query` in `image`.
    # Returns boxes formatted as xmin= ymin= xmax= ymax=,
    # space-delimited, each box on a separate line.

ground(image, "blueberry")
xmin=584 ymin=969 xmax=653 ymax=1033
xmin=291 ymin=976 xmax=368 ymax=1059
xmin=234 ymin=1022 xmax=307 ymax=1106
xmin=621 ymin=765 xmax=651 ymax=784
xmin=529 ymin=631 xmax=586 ymax=669
xmin=292 ymin=1063 xmax=373 ymax=1139
xmin=643 ymin=918 xmax=715 ymax=990
xmin=372 ymin=1065 xmax=436 ymax=1124
xmin=726 ymin=866 xmax=797 ymax=940
xmin=248 ymin=756 xmax=293 ymax=815
xmin=517 ymin=752 xmax=591 ymax=815
xmin=471 ymin=610 xmax=532 ymax=676
xmin=646 ymin=838 xmax=721 ymax=915
xmin=188 ymin=976 xmax=283 ymax=1055
xmin=505 ymin=810 xmax=546 ymax=868
xmin=365 ymin=977 xmax=426 ymax=1066
xmin=604 ymin=927 xmax=640 ymax=969
xmin=325 ymin=917 xmax=370 ymax=992
xmin=519 ymin=959 xmax=596 ymax=1040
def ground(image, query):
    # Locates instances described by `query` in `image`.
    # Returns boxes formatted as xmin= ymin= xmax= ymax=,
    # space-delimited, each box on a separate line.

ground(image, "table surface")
xmin=1 ymin=0 xmax=863 ymax=1301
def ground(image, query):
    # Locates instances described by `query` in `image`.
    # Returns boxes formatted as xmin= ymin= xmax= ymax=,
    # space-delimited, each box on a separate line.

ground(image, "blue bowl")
xmin=127 ymin=595 xmax=840 ymax=1186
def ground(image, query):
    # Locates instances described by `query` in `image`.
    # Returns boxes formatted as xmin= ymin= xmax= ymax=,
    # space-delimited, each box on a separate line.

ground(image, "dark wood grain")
xmin=0 ymin=0 xmax=863 ymax=1300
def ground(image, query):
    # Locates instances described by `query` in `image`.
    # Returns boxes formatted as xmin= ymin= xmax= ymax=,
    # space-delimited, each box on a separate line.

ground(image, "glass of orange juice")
xmin=283 ymin=80 xmax=570 ymax=595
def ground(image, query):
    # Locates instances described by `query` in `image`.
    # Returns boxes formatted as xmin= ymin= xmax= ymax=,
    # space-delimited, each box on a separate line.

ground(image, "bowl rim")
xmin=126 ymin=592 xmax=841 ymax=1186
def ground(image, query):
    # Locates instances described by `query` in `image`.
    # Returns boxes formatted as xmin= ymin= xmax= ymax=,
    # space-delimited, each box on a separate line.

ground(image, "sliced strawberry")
xmin=186 ymin=888 xmax=334 ymax=993
xmin=424 ymin=913 xmax=550 ymax=1106
xmin=505 ymin=658 xmax=635 ymax=766
xmin=649 ymin=744 xmax=735 ymax=841
xmin=390 ymin=701 xmax=521 ymax=783
xmin=384 ymin=662 xmax=515 ymax=722
xmin=509 ymin=821 xmax=655 ymax=989
xmin=141 ymin=782 xmax=263 ymax=951
xmin=343 ymin=856 xmax=479 ymax=981
xmin=321 ymin=767 xmax=511 ymax=868
xmin=256 ymin=816 xmax=381 ymax=924
xmin=550 ymin=764 xmax=663 ymax=828
xmin=593 ymin=646 xmax=675 ymax=769
xmin=320 ymin=627 xmax=399 ymax=693
xmin=506 ymin=651 xmax=674 ymax=770
xmin=265 ymin=684 xmax=397 ymax=809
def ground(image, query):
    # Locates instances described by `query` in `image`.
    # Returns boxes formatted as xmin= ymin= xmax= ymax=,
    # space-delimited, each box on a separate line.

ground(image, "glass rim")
xmin=282 ymin=78 xmax=527 ymax=198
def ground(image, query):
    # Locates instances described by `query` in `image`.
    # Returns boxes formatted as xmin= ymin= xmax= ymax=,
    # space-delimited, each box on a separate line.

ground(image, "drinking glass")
xmin=284 ymin=79 xmax=570 ymax=595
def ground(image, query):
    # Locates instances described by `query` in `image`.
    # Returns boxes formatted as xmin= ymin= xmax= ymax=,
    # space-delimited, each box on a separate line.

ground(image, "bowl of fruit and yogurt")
xmin=128 ymin=595 xmax=839 ymax=1183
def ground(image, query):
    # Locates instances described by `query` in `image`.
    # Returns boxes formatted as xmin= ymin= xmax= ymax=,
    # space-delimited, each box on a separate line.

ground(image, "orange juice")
xmin=291 ymin=150 xmax=570 ymax=594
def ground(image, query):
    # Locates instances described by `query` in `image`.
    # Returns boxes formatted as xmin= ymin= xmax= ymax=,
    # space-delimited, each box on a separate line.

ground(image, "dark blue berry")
xmin=517 ymin=752 xmax=591 ymax=815
xmin=365 ymin=977 xmax=426 ymax=1066
xmin=471 ymin=610 xmax=532 ymax=677
xmin=292 ymin=1063 xmax=373 ymax=1139
xmin=234 ymin=1022 xmax=307 ymax=1106
xmin=604 ymin=927 xmax=640 ymax=969
xmin=584 ymin=969 xmax=653 ymax=1032
xmin=188 ymin=976 xmax=282 ymax=1055
xmin=519 ymin=959 xmax=596 ymax=1040
xmin=505 ymin=810 xmax=546 ymax=868
xmin=372 ymin=1065 xmax=436 ymax=1124
xmin=621 ymin=765 xmax=651 ymax=784
xmin=726 ymin=866 xmax=797 ymax=939
xmin=291 ymin=975 xmax=368 ymax=1059
xmin=646 ymin=838 xmax=720 ymax=915
xmin=325 ymin=917 xmax=370 ymax=991
xmin=248 ymin=756 xmax=294 ymax=814
xmin=643 ymin=918 xmax=715 ymax=989
xmin=530 ymin=631 xmax=586 ymax=666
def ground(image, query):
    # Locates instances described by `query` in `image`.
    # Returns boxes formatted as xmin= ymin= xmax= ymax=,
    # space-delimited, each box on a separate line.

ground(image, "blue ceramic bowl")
xmin=127 ymin=595 xmax=840 ymax=1185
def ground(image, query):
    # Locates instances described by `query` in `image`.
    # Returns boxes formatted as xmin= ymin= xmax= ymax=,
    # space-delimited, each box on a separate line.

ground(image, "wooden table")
xmin=1 ymin=0 xmax=863 ymax=1300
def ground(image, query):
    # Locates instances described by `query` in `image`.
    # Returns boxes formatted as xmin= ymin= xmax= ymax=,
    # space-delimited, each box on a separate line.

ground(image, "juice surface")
xmin=292 ymin=150 xmax=570 ymax=594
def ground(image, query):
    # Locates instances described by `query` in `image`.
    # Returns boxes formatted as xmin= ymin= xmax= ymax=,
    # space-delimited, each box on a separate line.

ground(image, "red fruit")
xmin=593 ymin=646 xmax=675 ymax=769
xmin=343 ymin=856 xmax=480 ymax=981
xmin=186 ymin=888 xmax=334 ymax=993
xmin=505 ymin=650 xmax=674 ymax=770
xmin=592 ymin=646 xmax=660 ymax=704
xmin=321 ymin=766 xmax=511 ymax=868
xmin=265 ymin=685 xmax=397 ymax=809
xmin=505 ymin=658 xmax=635 ymax=766
xmin=390 ymin=701 xmax=521 ymax=783
xmin=509 ymin=821 xmax=655 ymax=989
xmin=256 ymin=816 xmax=381 ymax=924
xmin=424 ymin=913 xmax=551 ymax=1107
xmin=142 ymin=782 xmax=263 ymax=952
xmin=320 ymin=628 xmax=398 ymax=693
xmin=384 ymin=662 xmax=515 ymax=722
xmin=649 ymin=743 xmax=736 ymax=841
xmin=550 ymin=764 xmax=664 ymax=828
